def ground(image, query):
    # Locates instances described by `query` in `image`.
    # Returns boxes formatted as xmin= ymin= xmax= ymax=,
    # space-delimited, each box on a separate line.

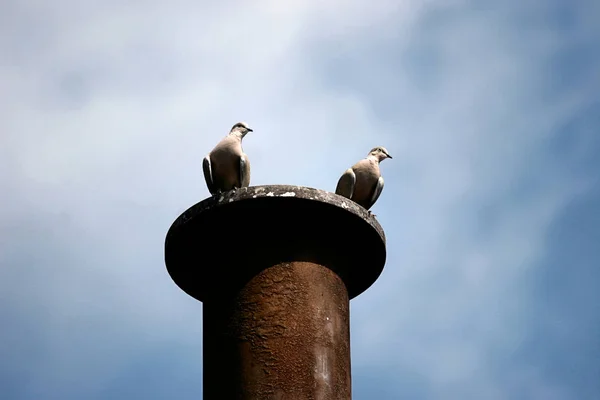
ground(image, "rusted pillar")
xmin=165 ymin=185 xmax=386 ymax=400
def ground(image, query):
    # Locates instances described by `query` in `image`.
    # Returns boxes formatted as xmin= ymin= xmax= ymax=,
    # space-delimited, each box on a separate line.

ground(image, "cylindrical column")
xmin=203 ymin=261 xmax=351 ymax=399
xmin=165 ymin=185 xmax=386 ymax=400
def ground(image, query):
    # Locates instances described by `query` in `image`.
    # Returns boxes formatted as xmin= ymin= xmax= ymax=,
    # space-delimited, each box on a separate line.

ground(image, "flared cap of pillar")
xmin=165 ymin=185 xmax=386 ymax=301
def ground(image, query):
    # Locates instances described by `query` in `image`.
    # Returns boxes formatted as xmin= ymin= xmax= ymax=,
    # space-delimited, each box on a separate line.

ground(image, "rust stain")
xmin=203 ymin=261 xmax=351 ymax=399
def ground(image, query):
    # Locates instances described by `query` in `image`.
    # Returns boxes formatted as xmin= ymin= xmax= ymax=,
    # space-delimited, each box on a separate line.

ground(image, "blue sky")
xmin=1 ymin=0 xmax=599 ymax=399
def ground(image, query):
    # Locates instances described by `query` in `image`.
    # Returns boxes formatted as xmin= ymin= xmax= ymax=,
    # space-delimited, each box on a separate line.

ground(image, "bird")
xmin=335 ymin=146 xmax=392 ymax=215
xmin=203 ymin=122 xmax=253 ymax=195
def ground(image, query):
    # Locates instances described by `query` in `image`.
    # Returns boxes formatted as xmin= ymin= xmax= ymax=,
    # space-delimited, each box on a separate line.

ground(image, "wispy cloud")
xmin=1 ymin=0 xmax=598 ymax=399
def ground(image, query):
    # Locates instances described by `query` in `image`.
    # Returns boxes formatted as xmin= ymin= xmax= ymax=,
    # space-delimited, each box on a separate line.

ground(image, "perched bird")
xmin=335 ymin=146 xmax=392 ymax=213
xmin=203 ymin=122 xmax=253 ymax=195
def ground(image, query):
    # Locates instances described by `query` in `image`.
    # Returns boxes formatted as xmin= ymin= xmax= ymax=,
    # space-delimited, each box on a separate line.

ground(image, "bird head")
xmin=230 ymin=121 xmax=253 ymax=138
xmin=368 ymin=146 xmax=392 ymax=162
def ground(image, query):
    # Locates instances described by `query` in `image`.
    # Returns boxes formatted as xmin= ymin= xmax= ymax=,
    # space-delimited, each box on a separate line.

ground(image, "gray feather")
xmin=366 ymin=176 xmax=384 ymax=210
xmin=335 ymin=168 xmax=356 ymax=200
xmin=202 ymin=155 xmax=217 ymax=194
xmin=239 ymin=154 xmax=251 ymax=188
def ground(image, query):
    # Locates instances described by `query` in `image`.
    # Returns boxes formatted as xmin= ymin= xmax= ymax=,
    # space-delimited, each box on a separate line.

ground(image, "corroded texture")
xmin=203 ymin=261 xmax=351 ymax=400
xmin=164 ymin=185 xmax=388 ymax=400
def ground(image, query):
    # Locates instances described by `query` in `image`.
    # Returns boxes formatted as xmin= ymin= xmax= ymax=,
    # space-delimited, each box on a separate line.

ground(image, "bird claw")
xmin=368 ymin=211 xmax=377 ymax=218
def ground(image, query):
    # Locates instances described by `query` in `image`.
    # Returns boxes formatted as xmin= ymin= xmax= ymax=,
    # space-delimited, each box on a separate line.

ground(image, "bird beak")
xmin=387 ymin=154 xmax=393 ymax=159
xmin=247 ymin=128 xmax=253 ymax=132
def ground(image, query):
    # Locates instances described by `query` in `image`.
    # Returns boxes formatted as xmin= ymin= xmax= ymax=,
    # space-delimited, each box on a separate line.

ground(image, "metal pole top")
xmin=164 ymin=185 xmax=386 ymax=302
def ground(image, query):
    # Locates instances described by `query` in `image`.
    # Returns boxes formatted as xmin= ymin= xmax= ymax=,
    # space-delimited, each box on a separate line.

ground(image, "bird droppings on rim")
xmin=165 ymin=184 xmax=387 ymax=302
xmin=165 ymin=185 xmax=387 ymax=398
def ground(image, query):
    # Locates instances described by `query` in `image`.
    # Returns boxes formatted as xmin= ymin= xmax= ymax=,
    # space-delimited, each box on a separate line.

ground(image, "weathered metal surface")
xmin=164 ymin=185 xmax=388 ymax=400
xmin=164 ymin=185 xmax=387 ymax=301
xmin=203 ymin=261 xmax=351 ymax=400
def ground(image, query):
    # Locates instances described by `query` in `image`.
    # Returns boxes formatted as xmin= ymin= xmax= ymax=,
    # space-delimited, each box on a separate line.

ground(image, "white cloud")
xmin=1 ymin=0 xmax=598 ymax=398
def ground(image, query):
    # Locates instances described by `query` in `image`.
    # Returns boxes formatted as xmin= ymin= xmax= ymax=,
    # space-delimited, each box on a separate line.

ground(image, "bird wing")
xmin=202 ymin=155 xmax=217 ymax=194
xmin=366 ymin=176 xmax=384 ymax=210
xmin=239 ymin=153 xmax=251 ymax=188
xmin=335 ymin=168 xmax=356 ymax=200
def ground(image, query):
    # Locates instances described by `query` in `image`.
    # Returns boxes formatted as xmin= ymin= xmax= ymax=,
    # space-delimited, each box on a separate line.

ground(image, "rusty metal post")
xmin=165 ymin=185 xmax=386 ymax=400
